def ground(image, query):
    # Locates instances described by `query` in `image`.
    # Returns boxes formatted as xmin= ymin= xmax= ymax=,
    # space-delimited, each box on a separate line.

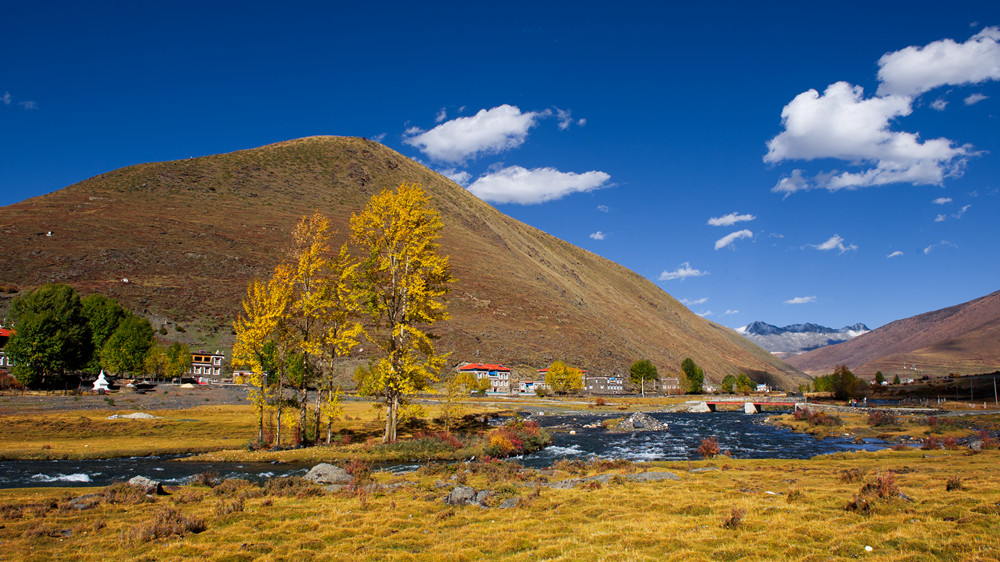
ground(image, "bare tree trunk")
xmin=299 ymin=386 xmax=308 ymax=445
xmin=275 ymin=379 xmax=283 ymax=448
xmin=383 ymin=399 xmax=393 ymax=443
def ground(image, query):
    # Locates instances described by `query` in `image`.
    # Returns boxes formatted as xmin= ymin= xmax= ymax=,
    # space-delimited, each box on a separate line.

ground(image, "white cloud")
xmin=658 ymin=262 xmax=709 ymax=281
xmin=932 ymin=197 xmax=953 ymax=205
xmin=923 ymin=240 xmax=958 ymax=254
xmin=723 ymin=309 xmax=739 ymax=315
xmin=434 ymin=108 xmax=447 ymax=123
xmin=964 ymin=93 xmax=989 ymax=105
xmin=784 ymin=296 xmax=817 ymax=305
xmin=812 ymin=234 xmax=858 ymax=254
xmin=877 ymin=27 xmax=1000 ymax=97
xmin=555 ymin=108 xmax=579 ymax=130
xmin=935 ymin=204 xmax=971 ymax=222
xmin=370 ymin=133 xmax=387 ymax=143
xmin=1 ymin=91 xmax=10 ymax=105
xmin=596 ymin=204 xmax=610 ymax=213
xmin=930 ymin=98 xmax=948 ymax=111
xmin=714 ymin=229 xmax=753 ymax=250
xmin=403 ymin=105 xmax=545 ymax=163
xmin=766 ymin=82 xmax=973 ymax=193
xmin=589 ymin=231 xmax=606 ymax=240
xmin=439 ymin=168 xmax=472 ymax=186
xmin=696 ymin=310 xmax=713 ymax=318
xmin=887 ymin=250 xmax=904 ymax=259
xmin=681 ymin=297 xmax=708 ymax=305
xmin=707 ymin=211 xmax=756 ymax=226
xmin=466 ymin=165 xmax=611 ymax=205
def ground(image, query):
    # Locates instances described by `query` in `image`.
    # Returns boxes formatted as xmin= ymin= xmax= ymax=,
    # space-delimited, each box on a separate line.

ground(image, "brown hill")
xmin=786 ymin=290 xmax=1000 ymax=378
xmin=0 ymin=136 xmax=806 ymax=388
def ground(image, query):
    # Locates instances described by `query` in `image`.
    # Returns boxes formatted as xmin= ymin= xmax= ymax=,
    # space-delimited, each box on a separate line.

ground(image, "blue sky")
xmin=2 ymin=1 xmax=998 ymax=330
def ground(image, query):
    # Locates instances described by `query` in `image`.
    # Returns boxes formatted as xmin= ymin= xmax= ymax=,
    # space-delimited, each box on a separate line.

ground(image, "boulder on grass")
xmin=303 ymin=463 xmax=352 ymax=486
xmin=128 ymin=476 xmax=166 ymax=495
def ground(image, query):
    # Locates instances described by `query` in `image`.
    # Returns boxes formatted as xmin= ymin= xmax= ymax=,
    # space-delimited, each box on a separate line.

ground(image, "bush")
xmin=722 ymin=507 xmax=745 ymax=529
xmin=102 ymin=482 xmax=153 ymax=505
xmin=189 ymin=471 xmax=220 ymax=488
xmin=793 ymin=408 xmax=842 ymax=427
xmin=867 ymin=411 xmax=898 ymax=427
xmin=696 ymin=437 xmax=721 ymax=459
xmin=921 ymin=436 xmax=942 ymax=450
xmin=345 ymin=458 xmax=372 ymax=491
xmin=946 ymin=475 xmax=964 ymax=492
xmin=595 ymin=397 xmax=607 ymax=406
xmin=846 ymin=471 xmax=900 ymax=515
xmin=484 ymin=420 xmax=550 ymax=457
xmin=839 ymin=468 xmax=867 ymax=483
xmin=122 ymin=507 xmax=205 ymax=543
xmin=262 ymin=476 xmax=323 ymax=498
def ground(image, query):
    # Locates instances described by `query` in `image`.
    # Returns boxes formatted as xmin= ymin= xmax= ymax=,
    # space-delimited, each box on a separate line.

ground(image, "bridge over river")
xmin=700 ymin=396 xmax=805 ymax=414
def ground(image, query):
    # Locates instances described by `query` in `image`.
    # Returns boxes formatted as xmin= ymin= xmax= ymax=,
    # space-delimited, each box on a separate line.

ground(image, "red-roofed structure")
xmin=459 ymin=363 xmax=510 ymax=394
xmin=0 ymin=327 xmax=13 ymax=368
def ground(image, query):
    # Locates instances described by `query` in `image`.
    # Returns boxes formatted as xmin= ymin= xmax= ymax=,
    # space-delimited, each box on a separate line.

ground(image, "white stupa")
xmin=93 ymin=370 xmax=110 ymax=393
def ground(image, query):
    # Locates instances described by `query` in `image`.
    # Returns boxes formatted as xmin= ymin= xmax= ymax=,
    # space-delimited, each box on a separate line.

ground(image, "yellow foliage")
xmin=350 ymin=183 xmax=455 ymax=442
xmin=545 ymin=360 xmax=584 ymax=394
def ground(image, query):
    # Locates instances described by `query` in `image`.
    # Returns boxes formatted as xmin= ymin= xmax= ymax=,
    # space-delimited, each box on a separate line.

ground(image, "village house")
xmin=0 ymin=327 xmax=13 ymax=368
xmin=660 ymin=376 xmax=681 ymax=394
xmin=518 ymin=379 xmax=547 ymax=395
xmin=583 ymin=373 xmax=624 ymax=394
xmin=459 ymin=363 xmax=510 ymax=394
xmin=190 ymin=350 xmax=225 ymax=381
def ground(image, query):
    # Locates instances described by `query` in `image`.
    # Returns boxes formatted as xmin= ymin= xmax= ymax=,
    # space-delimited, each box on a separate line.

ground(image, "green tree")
xmin=813 ymin=365 xmax=864 ymax=400
xmin=892 ymin=374 xmax=901 ymax=385
xmin=681 ymin=358 xmax=704 ymax=394
xmin=165 ymin=341 xmax=193 ymax=380
xmin=721 ymin=374 xmax=737 ymax=393
xmin=874 ymin=371 xmax=885 ymax=385
xmin=143 ymin=344 xmax=167 ymax=380
xmin=544 ymin=360 xmax=583 ymax=395
xmin=629 ymin=359 xmax=659 ymax=397
xmin=351 ymin=182 xmax=454 ymax=443
xmin=81 ymin=294 xmax=126 ymax=374
xmin=101 ymin=315 xmax=155 ymax=376
xmin=6 ymin=284 xmax=92 ymax=388
xmin=735 ymin=373 xmax=754 ymax=394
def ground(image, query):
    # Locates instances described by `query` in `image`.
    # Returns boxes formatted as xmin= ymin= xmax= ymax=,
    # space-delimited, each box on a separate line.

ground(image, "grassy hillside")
xmin=0 ymin=136 xmax=806 ymax=388
xmin=788 ymin=290 xmax=1000 ymax=378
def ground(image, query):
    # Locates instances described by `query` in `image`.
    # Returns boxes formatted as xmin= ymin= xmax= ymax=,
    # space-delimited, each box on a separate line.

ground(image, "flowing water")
xmin=1 ymin=411 xmax=889 ymax=488
xmin=517 ymin=411 xmax=888 ymax=467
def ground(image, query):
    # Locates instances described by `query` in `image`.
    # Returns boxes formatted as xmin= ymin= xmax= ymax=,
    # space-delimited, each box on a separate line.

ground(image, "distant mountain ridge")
xmin=736 ymin=321 xmax=869 ymax=356
xmin=787 ymin=290 xmax=1000 ymax=377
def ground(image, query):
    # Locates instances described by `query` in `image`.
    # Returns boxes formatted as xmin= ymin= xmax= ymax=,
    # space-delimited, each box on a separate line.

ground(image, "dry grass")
xmin=0 ymin=405 xmax=255 ymax=460
xmin=1 ymin=449 xmax=998 ymax=560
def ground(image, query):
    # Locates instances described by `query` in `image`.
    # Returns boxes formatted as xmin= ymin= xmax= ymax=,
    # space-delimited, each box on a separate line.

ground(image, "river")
xmin=0 ymin=411 xmax=889 ymax=488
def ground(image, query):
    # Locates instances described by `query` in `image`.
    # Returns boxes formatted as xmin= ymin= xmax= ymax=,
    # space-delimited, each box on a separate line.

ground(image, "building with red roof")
xmin=459 ymin=363 xmax=511 ymax=394
xmin=0 ymin=327 xmax=13 ymax=368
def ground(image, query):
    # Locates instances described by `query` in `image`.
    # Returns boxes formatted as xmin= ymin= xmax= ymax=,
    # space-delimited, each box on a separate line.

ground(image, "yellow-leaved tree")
xmin=545 ymin=360 xmax=584 ymax=395
xmin=232 ymin=263 xmax=294 ymax=445
xmin=350 ymin=182 xmax=454 ymax=443
xmin=316 ymin=242 xmax=363 ymax=444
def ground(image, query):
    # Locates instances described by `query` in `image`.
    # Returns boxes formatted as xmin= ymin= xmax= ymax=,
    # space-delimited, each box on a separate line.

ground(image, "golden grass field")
xmin=2 ymin=395 xmax=1000 ymax=560
xmin=1 ymin=449 xmax=998 ymax=560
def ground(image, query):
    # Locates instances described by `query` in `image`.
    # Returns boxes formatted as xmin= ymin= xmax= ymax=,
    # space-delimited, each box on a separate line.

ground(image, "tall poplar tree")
xmin=351 ymin=182 xmax=454 ymax=443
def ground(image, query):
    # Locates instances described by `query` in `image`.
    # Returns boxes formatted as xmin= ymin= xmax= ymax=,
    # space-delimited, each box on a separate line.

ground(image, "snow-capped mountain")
xmin=736 ymin=321 xmax=869 ymax=356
